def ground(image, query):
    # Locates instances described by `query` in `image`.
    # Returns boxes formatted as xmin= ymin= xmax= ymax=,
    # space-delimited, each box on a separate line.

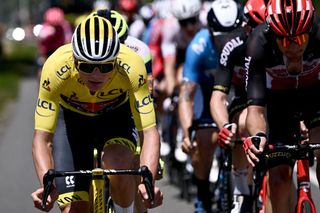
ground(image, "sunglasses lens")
xmin=277 ymin=34 xmax=308 ymax=48
xmin=78 ymin=63 xmax=94 ymax=73
xmin=77 ymin=61 xmax=115 ymax=73
xmin=99 ymin=63 xmax=114 ymax=73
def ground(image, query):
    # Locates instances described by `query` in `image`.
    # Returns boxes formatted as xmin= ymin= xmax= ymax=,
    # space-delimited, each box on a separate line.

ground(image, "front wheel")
xmin=106 ymin=196 xmax=114 ymax=213
xmin=296 ymin=200 xmax=315 ymax=213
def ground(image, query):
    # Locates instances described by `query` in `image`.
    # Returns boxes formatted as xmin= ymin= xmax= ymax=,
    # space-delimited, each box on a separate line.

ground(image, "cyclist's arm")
xmin=161 ymin=21 xmax=178 ymax=96
xmin=210 ymin=90 xmax=229 ymax=130
xmin=32 ymin=130 xmax=54 ymax=186
xmin=163 ymin=56 xmax=176 ymax=96
xmin=127 ymin=54 xmax=160 ymax=179
xmin=179 ymin=80 xmax=196 ymax=138
xmin=138 ymin=127 xmax=160 ymax=180
xmin=246 ymin=105 xmax=267 ymax=136
xmin=33 ymin=46 xmax=69 ymax=183
xmin=245 ymin=32 xmax=268 ymax=136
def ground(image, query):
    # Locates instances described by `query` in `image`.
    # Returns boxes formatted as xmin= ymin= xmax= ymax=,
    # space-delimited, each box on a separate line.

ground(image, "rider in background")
xmin=179 ymin=1 xmax=242 ymax=212
xmin=161 ymin=0 xmax=203 ymax=97
xmin=244 ymin=0 xmax=320 ymax=212
xmin=151 ymin=0 xmax=203 ymax=159
xmin=210 ymin=0 xmax=267 ymax=212
xmin=129 ymin=3 xmax=156 ymax=44
xmin=36 ymin=7 xmax=72 ymax=80
xmin=117 ymin=0 xmax=139 ymax=28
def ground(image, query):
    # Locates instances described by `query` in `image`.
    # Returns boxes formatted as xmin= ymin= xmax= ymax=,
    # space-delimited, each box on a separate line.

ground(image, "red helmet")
xmin=266 ymin=0 xmax=315 ymax=37
xmin=119 ymin=0 xmax=137 ymax=13
xmin=244 ymin=0 xmax=266 ymax=26
xmin=44 ymin=7 xmax=65 ymax=26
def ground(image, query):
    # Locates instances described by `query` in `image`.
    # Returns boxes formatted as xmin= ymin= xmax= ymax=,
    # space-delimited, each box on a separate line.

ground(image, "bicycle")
xmin=41 ymin=149 xmax=155 ymax=213
xmin=251 ymin=134 xmax=320 ymax=213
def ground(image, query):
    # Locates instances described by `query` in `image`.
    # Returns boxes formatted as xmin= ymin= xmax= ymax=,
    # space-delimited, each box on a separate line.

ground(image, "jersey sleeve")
xmin=213 ymin=39 xmax=236 ymax=94
xmin=35 ymin=46 xmax=71 ymax=133
xmin=245 ymin=29 xmax=267 ymax=106
xmin=127 ymin=54 xmax=157 ymax=131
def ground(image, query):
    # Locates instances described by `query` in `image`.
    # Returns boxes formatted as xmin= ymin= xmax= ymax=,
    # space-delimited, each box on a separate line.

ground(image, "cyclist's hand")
xmin=218 ymin=123 xmax=237 ymax=148
xmin=31 ymin=187 xmax=58 ymax=212
xmin=138 ymin=184 xmax=163 ymax=209
xmin=243 ymin=133 xmax=267 ymax=167
xmin=181 ymin=136 xmax=196 ymax=154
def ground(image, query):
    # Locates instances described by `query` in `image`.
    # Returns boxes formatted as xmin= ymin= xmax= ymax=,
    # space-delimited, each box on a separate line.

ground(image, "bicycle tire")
xmin=216 ymin=159 xmax=233 ymax=212
xmin=299 ymin=200 xmax=313 ymax=213
xmin=106 ymin=196 xmax=114 ymax=213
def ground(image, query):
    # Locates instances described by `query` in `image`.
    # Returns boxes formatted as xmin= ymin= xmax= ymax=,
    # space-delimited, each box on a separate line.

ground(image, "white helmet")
xmin=171 ymin=0 xmax=201 ymax=20
xmin=207 ymin=0 xmax=243 ymax=32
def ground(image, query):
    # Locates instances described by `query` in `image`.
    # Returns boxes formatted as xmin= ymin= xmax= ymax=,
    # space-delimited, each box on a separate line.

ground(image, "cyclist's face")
xmin=77 ymin=65 xmax=113 ymax=92
xmin=179 ymin=16 xmax=199 ymax=35
xmin=276 ymin=34 xmax=309 ymax=75
xmin=75 ymin=59 xmax=116 ymax=92
xmin=276 ymin=34 xmax=309 ymax=58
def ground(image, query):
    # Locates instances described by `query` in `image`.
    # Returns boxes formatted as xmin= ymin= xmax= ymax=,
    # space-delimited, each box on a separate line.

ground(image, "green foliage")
xmin=0 ymin=38 xmax=37 ymax=112
xmin=2 ymin=39 xmax=37 ymax=63
xmin=0 ymin=62 xmax=20 ymax=111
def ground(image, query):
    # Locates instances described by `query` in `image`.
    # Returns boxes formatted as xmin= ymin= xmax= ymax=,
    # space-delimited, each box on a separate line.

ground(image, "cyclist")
xmin=179 ymin=1 xmax=242 ymax=212
xmin=31 ymin=16 xmax=163 ymax=213
xmin=244 ymin=0 xmax=320 ymax=212
xmin=210 ymin=0 xmax=267 ymax=211
xmin=36 ymin=7 xmax=72 ymax=80
xmin=151 ymin=0 xmax=203 ymax=167
xmin=117 ymin=0 xmax=138 ymax=28
xmin=161 ymin=0 xmax=203 ymax=97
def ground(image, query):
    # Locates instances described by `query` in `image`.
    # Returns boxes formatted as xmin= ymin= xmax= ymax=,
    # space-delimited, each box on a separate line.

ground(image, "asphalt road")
xmin=0 ymin=76 xmax=319 ymax=213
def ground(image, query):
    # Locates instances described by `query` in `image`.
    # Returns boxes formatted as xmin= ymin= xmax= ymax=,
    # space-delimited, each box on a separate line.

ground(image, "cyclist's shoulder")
xmin=118 ymin=44 xmax=144 ymax=64
xmin=191 ymin=28 xmax=211 ymax=41
xmin=187 ymin=29 xmax=213 ymax=55
xmin=124 ymin=36 xmax=151 ymax=62
xmin=42 ymin=43 xmax=74 ymax=80
xmin=117 ymin=44 xmax=146 ymax=78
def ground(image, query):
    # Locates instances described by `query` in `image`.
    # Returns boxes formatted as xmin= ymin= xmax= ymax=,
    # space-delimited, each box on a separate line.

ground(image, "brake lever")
xmin=41 ymin=169 xmax=55 ymax=209
xmin=140 ymin=166 xmax=155 ymax=205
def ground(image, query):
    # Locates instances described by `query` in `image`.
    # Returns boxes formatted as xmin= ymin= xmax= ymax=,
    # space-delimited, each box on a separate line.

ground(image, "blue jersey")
xmin=183 ymin=29 xmax=218 ymax=86
xmin=183 ymin=29 xmax=218 ymax=123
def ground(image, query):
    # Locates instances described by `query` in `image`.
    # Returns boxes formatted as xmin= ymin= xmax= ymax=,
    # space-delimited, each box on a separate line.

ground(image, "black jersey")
xmin=246 ymin=17 xmax=320 ymax=106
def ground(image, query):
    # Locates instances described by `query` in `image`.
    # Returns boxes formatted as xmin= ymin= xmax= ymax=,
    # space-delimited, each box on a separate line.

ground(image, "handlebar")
xmin=251 ymin=137 xmax=320 ymax=160
xmin=41 ymin=165 xmax=155 ymax=209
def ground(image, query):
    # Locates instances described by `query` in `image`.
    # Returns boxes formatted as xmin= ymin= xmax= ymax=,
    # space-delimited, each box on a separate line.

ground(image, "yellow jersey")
xmin=35 ymin=43 xmax=156 ymax=133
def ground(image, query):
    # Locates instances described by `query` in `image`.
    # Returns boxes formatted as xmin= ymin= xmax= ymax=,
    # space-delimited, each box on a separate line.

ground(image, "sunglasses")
xmin=76 ymin=60 xmax=115 ymax=73
xmin=179 ymin=16 xmax=198 ymax=27
xmin=276 ymin=33 xmax=308 ymax=48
